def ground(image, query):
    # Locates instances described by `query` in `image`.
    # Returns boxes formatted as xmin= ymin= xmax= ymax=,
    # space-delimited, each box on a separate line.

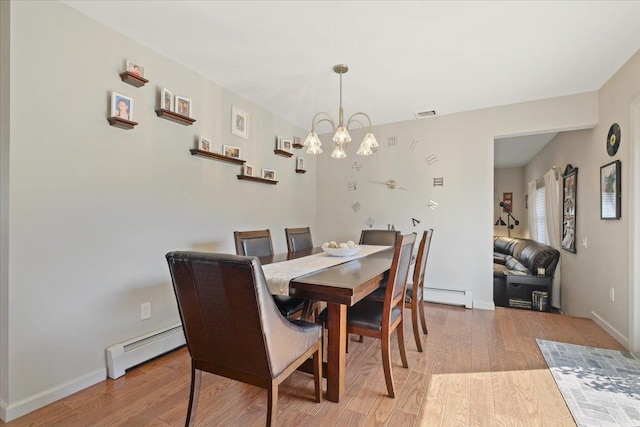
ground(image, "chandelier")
xmin=303 ymin=64 xmax=378 ymax=158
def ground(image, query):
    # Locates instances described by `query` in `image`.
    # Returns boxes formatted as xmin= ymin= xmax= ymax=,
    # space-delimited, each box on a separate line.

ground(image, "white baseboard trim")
xmin=424 ymin=287 xmax=473 ymax=309
xmin=1 ymin=368 xmax=106 ymax=422
xmin=473 ymin=300 xmax=496 ymax=311
xmin=590 ymin=311 xmax=630 ymax=349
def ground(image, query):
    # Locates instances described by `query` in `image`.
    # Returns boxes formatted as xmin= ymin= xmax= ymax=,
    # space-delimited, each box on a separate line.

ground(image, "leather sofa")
xmin=493 ymin=236 xmax=560 ymax=307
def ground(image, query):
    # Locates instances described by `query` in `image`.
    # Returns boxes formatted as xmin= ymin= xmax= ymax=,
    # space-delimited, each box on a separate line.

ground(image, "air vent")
xmin=414 ymin=110 xmax=436 ymax=119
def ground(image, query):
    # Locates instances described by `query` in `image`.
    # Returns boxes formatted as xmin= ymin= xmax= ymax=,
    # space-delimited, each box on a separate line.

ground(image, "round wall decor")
xmin=606 ymin=123 xmax=621 ymax=157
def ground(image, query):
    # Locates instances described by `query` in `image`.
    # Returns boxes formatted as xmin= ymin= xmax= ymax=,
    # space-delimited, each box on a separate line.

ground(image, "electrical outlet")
xmin=609 ymin=288 xmax=615 ymax=302
xmin=582 ymin=237 xmax=588 ymax=248
xmin=141 ymin=302 xmax=151 ymax=320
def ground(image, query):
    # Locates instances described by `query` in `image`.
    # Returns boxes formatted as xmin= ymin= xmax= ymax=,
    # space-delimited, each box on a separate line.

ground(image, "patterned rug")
xmin=536 ymin=339 xmax=640 ymax=426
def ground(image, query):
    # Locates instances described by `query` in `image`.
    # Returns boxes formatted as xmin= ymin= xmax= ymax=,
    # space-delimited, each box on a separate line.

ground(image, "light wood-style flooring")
xmin=1 ymin=303 xmax=626 ymax=426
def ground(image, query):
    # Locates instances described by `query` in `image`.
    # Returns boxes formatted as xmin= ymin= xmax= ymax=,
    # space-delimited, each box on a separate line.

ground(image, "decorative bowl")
xmin=322 ymin=246 xmax=361 ymax=257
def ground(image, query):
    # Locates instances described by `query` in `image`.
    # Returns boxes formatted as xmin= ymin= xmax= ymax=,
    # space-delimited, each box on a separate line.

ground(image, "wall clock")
xmin=606 ymin=123 xmax=621 ymax=157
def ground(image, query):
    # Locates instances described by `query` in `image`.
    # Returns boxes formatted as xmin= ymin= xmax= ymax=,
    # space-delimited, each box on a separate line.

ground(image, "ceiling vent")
xmin=414 ymin=110 xmax=437 ymax=119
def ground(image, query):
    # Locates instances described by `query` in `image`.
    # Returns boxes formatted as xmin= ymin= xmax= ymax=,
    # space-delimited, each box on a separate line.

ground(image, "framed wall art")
xmin=261 ymin=168 xmax=276 ymax=180
xmin=223 ymin=145 xmax=241 ymax=159
xmin=175 ymin=96 xmax=192 ymax=117
xmin=162 ymin=88 xmax=173 ymax=111
xmin=111 ymin=92 xmax=133 ymax=120
xmin=502 ymin=192 xmax=513 ymax=212
xmin=561 ymin=164 xmax=577 ymax=253
xmin=231 ymin=106 xmax=249 ymax=139
xmin=198 ymin=136 xmax=211 ymax=152
xmin=600 ymin=160 xmax=621 ymax=219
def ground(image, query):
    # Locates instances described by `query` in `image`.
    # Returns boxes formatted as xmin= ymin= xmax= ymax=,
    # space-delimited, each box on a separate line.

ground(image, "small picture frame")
xmin=198 ymin=136 xmax=211 ymax=152
xmin=223 ymin=144 xmax=241 ymax=159
xmin=296 ymin=157 xmax=305 ymax=170
xmin=261 ymin=168 xmax=276 ymax=180
xmin=600 ymin=160 xmax=621 ymax=220
xmin=282 ymin=139 xmax=292 ymax=153
xmin=126 ymin=60 xmax=144 ymax=77
xmin=175 ymin=95 xmax=192 ymax=117
xmin=561 ymin=165 xmax=578 ymax=253
xmin=231 ymin=106 xmax=249 ymax=139
xmin=276 ymin=137 xmax=284 ymax=150
xmin=502 ymin=192 xmax=513 ymax=213
xmin=293 ymin=136 xmax=302 ymax=147
xmin=111 ymin=92 xmax=133 ymax=120
xmin=244 ymin=164 xmax=253 ymax=176
xmin=162 ymin=88 xmax=173 ymax=111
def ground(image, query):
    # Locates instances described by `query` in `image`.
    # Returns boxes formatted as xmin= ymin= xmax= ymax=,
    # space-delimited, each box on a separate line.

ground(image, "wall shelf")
xmin=107 ymin=117 xmax=138 ymax=130
xmin=295 ymin=169 xmax=307 ymax=174
xmin=119 ymin=71 xmax=149 ymax=88
xmin=155 ymin=109 xmax=196 ymax=126
xmin=189 ymin=149 xmax=246 ymax=165
xmin=274 ymin=149 xmax=293 ymax=158
xmin=293 ymin=142 xmax=304 ymax=149
xmin=237 ymin=175 xmax=278 ymax=185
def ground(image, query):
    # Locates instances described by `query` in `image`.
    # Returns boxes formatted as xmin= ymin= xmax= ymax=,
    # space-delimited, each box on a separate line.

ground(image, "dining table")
xmin=259 ymin=245 xmax=394 ymax=402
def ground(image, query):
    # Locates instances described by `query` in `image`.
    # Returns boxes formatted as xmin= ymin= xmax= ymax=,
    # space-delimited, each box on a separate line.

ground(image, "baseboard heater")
xmin=423 ymin=287 xmax=473 ymax=309
xmin=106 ymin=323 xmax=186 ymax=379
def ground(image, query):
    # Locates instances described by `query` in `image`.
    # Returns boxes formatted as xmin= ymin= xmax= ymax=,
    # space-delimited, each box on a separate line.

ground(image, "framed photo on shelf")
xmin=502 ymin=192 xmax=513 ymax=212
xmin=111 ymin=92 xmax=133 ymax=120
xmin=293 ymin=136 xmax=302 ymax=147
xmin=600 ymin=160 xmax=621 ymax=219
xmin=175 ymin=96 xmax=192 ymax=117
xmin=244 ymin=164 xmax=253 ymax=176
xmin=231 ymin=106 xmax=249 ymax=139
xmin=297 ymin=157 xmax=305 ymax=170
xmin=223 ymin=144 xmax=241 ymax=159
xmin=261 ymin=168 xmax=276 ymax=180
xmin=282 ymin=139 xmax=292 ymax=153
xmin=198 ymin=136 xmax=211 ymax=152
xmin=561 ymin=165 xmax=578 ymax=253
xmin=162 ymin=88 xmax=173 ymax=111
xmin=276 ymin=137 xmax=284 ymax=150
xmin=125 ymin=60 xmax=144 ymax=77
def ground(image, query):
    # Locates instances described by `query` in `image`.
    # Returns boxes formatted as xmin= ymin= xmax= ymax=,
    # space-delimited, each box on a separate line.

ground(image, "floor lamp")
xmin=497 ymin=201 xmax=519 ymax=237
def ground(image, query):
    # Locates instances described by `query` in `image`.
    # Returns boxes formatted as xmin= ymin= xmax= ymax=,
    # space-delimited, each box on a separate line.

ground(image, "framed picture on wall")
xmin=175 ymin=96 xmax=192 ymax=117
xmin=296 ymin=157 xmax=305 ymax=170
xmin=561 ymin=164 xmax=578 ymax=253
xmin=261 ymin=168 xmax=276 ymax=180
xmin=162 ymin=88 xmax=173 ymax=111
xmin=244 ymin=164 xmax=253 ymax=176
xmin=198 ymin=136 xmax=211 ymax=152
xmin=223 ymin=144 xmax=241 ymax=159
xmin=600 ymin=160 xmax=621 ymax=219
xmin=111 ymin=92 xmax=133 ymax=121
xmin=502 ymin=192 xmax=513 ymax=212
xmin=231 ymin=106 xmax=249 ymax=139
xmin=125 ymin=60 xmax=144 ymax=77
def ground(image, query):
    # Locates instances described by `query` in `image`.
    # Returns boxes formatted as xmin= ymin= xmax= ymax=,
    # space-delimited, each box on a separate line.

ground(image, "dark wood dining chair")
xmin=285 ymin=227 xmax=313 ymax=252
xmin=234 ymin=229 xmax=307 ymax=318
xmin=319 ymin=233 xmax=416 ymax=398
xmin=364 ymin=229 xmax=434 ymax=352
xmin=359 ymin=229 xmax=400 ymax=246
xmin=166 ymin=252 xmax=322 ymax=427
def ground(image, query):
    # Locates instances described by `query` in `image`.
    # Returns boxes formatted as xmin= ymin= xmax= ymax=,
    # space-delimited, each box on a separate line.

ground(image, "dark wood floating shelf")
xmin=274 ymin=149 xmax=293 ymax=158
xmin=237 ymin=175 xmax=278 ymax=185
xmin=293 ymin=143 xmax=304 ymax=149
xmin=295 ymin=169 xmax=307 ymax=174
xmin=155 ymin=109 xmax=196 ymax=126
xmin=189 ymin=149 xmax=246 ymax=165
xmin=107 ymin=117 xmax=138 ymax=130
xmin=119 ymin=71 xmax=149 ymax=88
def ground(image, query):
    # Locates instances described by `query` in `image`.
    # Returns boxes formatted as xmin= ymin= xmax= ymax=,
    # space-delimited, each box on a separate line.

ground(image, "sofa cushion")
xmin=505 ymin=255 xmax=529 ymax=273
xmin=493 ymin=252 xmax=508 ymax=264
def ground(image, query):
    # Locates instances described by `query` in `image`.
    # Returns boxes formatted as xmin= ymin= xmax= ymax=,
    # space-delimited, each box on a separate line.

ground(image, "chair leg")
xmin=397 ymin=319 xmax=409 ymax=368
xmin=313 ymin=342 xmax=323 ymax=403
xmin=419 ymin=297 xmax=428 ymax=335
xmin=185 ymin=366 xmax=201 ymax=427
xmin=267 ymin=381 xmax=278 ymax=427
xmin=410 ymin=302 xmax=423 ymax=352
xmin=381 ymin=331 xmax=396 ymax=398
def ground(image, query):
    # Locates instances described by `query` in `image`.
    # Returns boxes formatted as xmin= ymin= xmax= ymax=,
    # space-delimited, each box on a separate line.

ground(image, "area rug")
xmin=536 ymin=339 xmax=640 ymax=426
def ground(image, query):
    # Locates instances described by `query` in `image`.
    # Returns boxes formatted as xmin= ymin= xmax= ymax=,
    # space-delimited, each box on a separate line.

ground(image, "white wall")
xmin=493 ymin=167 xmax=527 ymax=238
xmin=315 ymin=92 xmax=599 ymax=310
xmin=524 ymin=50 xmax=640 ymax=346
xmin=2 ymin=1 xmax=316 ymax=419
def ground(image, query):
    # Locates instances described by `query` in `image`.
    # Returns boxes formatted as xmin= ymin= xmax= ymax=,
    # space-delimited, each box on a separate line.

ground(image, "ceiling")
xmin=62 ymin=1 xmax=640 ymax=131
xmin=494 ymin=133 xmax=558 ymax=168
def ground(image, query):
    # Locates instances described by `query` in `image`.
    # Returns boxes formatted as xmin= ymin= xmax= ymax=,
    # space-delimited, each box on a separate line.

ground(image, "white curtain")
xmin=528 ymin=180 xmax=538 ymax=240
xmin=544 ymin=169 xmax=562 ymax=308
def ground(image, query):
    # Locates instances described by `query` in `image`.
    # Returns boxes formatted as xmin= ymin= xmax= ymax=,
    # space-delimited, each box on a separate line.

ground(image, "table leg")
xmin=326 ymin=302 xmax=346 ymax=402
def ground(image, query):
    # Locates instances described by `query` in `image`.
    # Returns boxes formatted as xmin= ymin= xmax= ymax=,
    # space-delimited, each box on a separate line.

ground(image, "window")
xmin=535 ymin=185 xmax=548 ymax=244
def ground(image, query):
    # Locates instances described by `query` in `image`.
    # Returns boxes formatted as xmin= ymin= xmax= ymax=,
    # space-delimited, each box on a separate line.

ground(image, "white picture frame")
xmin=261 ymin=168 xmax=276 ymax=180
xmin=162 ymin=88 xmax=173 ymax=111
xmin=175 ymin=95 xmax=192 ymax=117
xmin=198 ymin=136 xmax=211 ymax=152
xmin=276 ymin=136 xmax=283 ymax=150
xmin=111 ymin=92 xmax=133 ymax=121
xmin=297 ymin=157 xmax=305 ymax=170
xmin=244 ymin=164 xmax=254 ymax=176
xmin=125 ymin=60 xmax=144 ymax=77
xmin=231 ymin=106 xmax=249 ymax=139
xmin=282 ymin=139 xmax=292 ymax=153
xmin=223 ymin=144 xmax=241 ymax=159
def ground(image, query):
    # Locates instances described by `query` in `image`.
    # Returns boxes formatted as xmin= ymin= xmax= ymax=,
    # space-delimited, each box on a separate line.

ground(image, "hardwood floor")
xmin=1 ymin=304 xmax=626 ymax=426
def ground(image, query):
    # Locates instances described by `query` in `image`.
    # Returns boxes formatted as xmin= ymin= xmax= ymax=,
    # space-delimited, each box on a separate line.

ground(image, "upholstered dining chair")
xmin=365 ymin=229 xmax=434 ymax=352
xmin=358 ymin=229 xmax=400 ymax=246
xmin=285 ymin=227 xmax=313 ymax=252
xmin=234 ymin=229 xmax=307 ymax=318
xmin=166 ymin=252 xmax=322 ymax=427
xmin=319 ymin=233 xmax=416 ymax=398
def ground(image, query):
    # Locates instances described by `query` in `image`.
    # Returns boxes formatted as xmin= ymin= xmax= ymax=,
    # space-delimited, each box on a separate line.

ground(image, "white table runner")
xmin=262 ymin=245 xmax=391 ymax=296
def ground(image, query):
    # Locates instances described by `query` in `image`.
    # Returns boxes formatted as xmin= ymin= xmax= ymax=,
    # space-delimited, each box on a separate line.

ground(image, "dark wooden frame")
xmin=561 ymin=165 xmax=578 ymax=253
xmin=600 ymin=160 xmax=621 ymax=220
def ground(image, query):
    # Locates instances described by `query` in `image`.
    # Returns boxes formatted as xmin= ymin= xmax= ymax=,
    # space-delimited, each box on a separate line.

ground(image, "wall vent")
xmin=106 ymin=323 xmax=185 ymax=379
xmin=414 ymin=110 xmax=436 ymax=119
